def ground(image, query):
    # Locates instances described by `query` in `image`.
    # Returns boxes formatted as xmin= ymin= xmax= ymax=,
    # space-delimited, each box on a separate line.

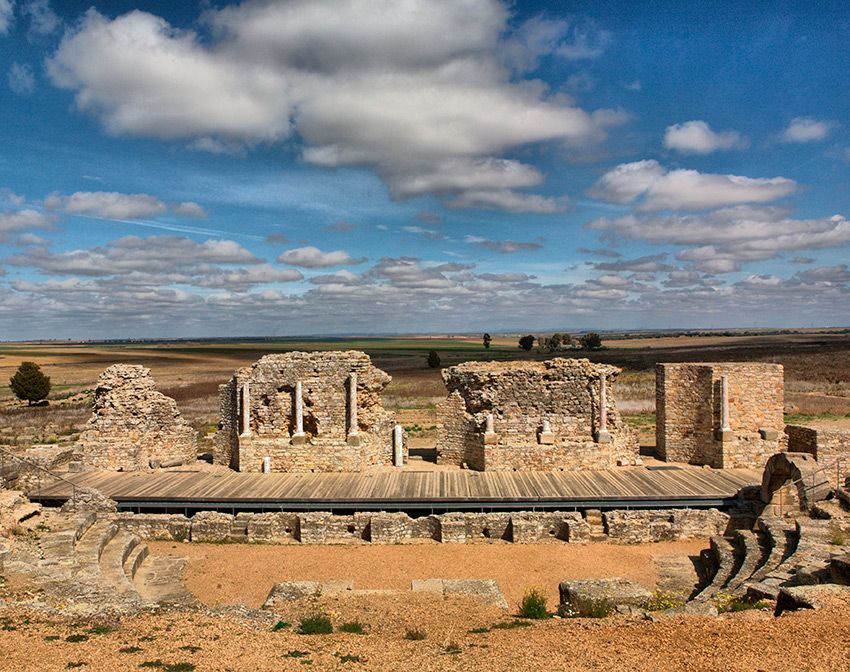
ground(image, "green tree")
xmin=427 ymin=350 xmax=441 ymax=368
xmin=518 ymin=335 xmax=535 ymax=351
xmin=9 ymin=361 xmax=51 ymax=405
xmin=483 ymin=333 xmax=492 ymax=349
xmin=579 ymin=333 xmax=603 ymax=350
xmin=545 ymin=333 xmax=563 ymax=353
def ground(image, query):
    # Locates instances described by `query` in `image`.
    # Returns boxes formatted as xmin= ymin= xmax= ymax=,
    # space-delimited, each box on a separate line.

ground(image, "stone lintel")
xmin=759 ymin=427 xmax=779 ymax=441
xmin=291 ymin=433 xmax=306 ymax=446
xmin=483 ymin=431 xmax=499 ymax=445
xmin=715 ymin=428 xmax=735 ymax=442
xmin=538 ymin=431 xmax=555 ymax=445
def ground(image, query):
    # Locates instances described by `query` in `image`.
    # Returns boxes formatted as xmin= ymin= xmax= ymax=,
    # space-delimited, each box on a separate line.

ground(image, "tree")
xmin=518 ymin=334 xmax=535 ymax=351
xmin=9 ymin=361 xmax=51 ymax=405
xmin=545 ymin=333 xmax=563 ymax=353
xmin=427 ymin=350 xmax=441 ymax=368
xmin=483 ymin=333 xmax=492 ymax=349
xmin=579 ymin=332 xmax=603 ymax=350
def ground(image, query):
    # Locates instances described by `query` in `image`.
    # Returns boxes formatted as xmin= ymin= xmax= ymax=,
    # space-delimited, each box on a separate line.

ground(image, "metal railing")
xmin=777 ymin=456 xmax=846 ymax=516
xmin=0 ymin=445 xmax=78 ymax=502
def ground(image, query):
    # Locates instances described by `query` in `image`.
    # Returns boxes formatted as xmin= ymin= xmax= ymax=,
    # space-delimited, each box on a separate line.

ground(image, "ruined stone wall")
xmin=656 ymin=363 xmax=785 ymax=469
xmin=436 ymin=358 xmax=639 ymax=471
xmin=219 ymin=351 xmax=401 ymax=472
xmin=76 ymin=365 xmax=197 ymax=471
xmin=110 ymin=508 xmax=724 ymax=545
xmin=786 ymin=424 xmax=850 ymax=465
xmin=213 ymin=378 xmax=238 ymax=469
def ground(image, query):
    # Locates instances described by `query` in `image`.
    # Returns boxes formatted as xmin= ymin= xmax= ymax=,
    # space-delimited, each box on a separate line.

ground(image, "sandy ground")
xmin=149 ymin=539 xmax=709 ymax=608
xmin=0 ymin=596 xmax=849 ymax=672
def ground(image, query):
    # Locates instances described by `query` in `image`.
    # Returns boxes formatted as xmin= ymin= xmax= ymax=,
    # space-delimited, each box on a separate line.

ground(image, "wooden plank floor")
xmin=30 ymin=466 xmax=760 ymax=506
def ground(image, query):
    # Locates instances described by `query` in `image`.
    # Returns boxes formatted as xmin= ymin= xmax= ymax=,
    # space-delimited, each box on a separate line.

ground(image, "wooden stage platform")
xmin=30 ymin=465 xmax=761 ymax=513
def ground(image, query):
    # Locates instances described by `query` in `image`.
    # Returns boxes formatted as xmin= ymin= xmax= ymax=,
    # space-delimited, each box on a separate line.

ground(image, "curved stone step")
xmin=725 ymin=530 xmax=766 ymax=593
xmin=692 ymin=536 xmax=736 ymax=602
xmin=74 ymin=519 xmax=119 ymax=575
xmin=99 ymin=530 xmax=143 ymax=596
xmin=123 ymin=541 xmax=149 ymax=581
xmin=134 ymin=555 xmax=198 ymax=607
xmin=748 ymin=518 xmax=796 ymax=583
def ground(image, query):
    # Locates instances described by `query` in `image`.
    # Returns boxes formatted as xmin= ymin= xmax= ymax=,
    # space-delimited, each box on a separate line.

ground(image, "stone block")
xmin=190 ymin=511 xmax=234 ymax=542
xmin=559 ymin=578 xmax=651 ymax=615
xmin=759 ymin=427 xmax=779 ymax=441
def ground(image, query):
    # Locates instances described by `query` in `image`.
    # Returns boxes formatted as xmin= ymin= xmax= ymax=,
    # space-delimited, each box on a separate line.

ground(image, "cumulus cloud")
xmin=577 ymin=246 xmax=621 ymax=258
xmin=277 ymin=246 xmax=366 ymax=268
xmin=45 ymin=1 xmax=620 ymax=211
xmin=589 ymin=160 xmax=797 ymax=211
xmin=8 ymin=62 xmax=35 ymax=94
xmin=663 ymin=120 xmax=747 ymax=154
xmin=464 ymin=235 xmax=542 ymax=253
xmin=781 ymin=117 xmax=835 ymax=143
xmin=173 ymin=201 xmax=207 ymax=219
xmin=0 ymin=209 xmax=55 ymax=239
xmin=0 ymin=0 xmax=14 ymax=34
xmin=446 ymin=189 xmax=567 ymax=213
xmin=592 ymin=253 xmax=673 ymax=273
xmin=22 ymin=0 xmax=59 ymax=35
xmin=44 ymin=191 xmax=208 ymax=220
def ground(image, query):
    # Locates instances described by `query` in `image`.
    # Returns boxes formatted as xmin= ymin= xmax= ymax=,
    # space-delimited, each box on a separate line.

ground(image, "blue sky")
xmin=0 ymin=0 xmax=849 ymax=339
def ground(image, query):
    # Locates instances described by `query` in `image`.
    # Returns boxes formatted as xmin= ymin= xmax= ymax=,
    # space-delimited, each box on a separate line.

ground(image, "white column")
xmin=240 ymin=382 xmax=251 ymax=437
xmin=293 ymin=380 xmax=305 ymax=438
xmin=599 ymin=374 xmax=608 ymax=434
xmin=720 ymin=375 xmax=731 ymax=431
xmin=393 ymin=424 xmax=403 ymax=467
xmin=541 ymin=418 xmax=552 ymax=434
xmin=485 ymin=413 xmax=495 ymax=434
xmin=262 ymin=456 xmax=271 ymax=473
xmin=348 ymin=372 xmax=359 ymax=438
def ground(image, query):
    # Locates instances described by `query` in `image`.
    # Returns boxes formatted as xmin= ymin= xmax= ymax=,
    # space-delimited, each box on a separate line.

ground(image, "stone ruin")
xmin=435 ymin=358 xmax=639 ymax=471
xmin=76 ymin=364 xmax=197 ymax=471
xmin=656 ymin=362 xmax=786 ymax=469
xmin=215 ymin=351 xmax=403 ymax=472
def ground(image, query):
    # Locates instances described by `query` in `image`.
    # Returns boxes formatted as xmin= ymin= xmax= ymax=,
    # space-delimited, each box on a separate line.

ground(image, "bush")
xmin=404 ymin=629 xmax=427 ymax=641
xmin=9 ymin=361 xmax=51 ymax=406
xmin=517 ymin=588 xmax=548 ymax=619
xmin=483 ymin=333 xmax=492 ymax=349
xmin=339 ymin=621 xmax=366 ymax=634
xmin=578 ymin=333 xmax=603 ymax=350
xmin=426 ymin=350 xmax=441 ymax=368
xmin=298 ymin=615 xmax=333 ymax=635
xmin=518 ymin=335 xmax=535 ymax=351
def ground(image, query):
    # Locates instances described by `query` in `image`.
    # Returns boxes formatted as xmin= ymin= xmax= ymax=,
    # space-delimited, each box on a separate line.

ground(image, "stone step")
xmin=134 ymin=556 xmax=198 ymax=607
xmin=10 ymin=502 xmax=41 ymax=524
xmin=725 ymin=530 xmax=766 ymax=593
xmin=692 ymin=536 xmax=736 ymax=602
xmin=74 ymin=519 xmax=119 ymax=574
xmin=123 ymin=542 xmax=149 ymax=581
xmin=99 ymin=530 xmax=143 ymax=596
xmin=748 ymin=519 xmax=796 ymax=583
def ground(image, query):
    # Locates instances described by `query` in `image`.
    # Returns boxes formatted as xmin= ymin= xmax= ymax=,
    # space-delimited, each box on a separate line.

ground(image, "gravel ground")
xmin=149 ymin=539 xmax=708 ymax=608
xmin=0 ymin=595 xmax=848 ymax=672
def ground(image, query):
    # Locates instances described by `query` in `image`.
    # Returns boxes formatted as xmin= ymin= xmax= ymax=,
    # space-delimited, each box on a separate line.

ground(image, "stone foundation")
xmin=216 ymin=351 xmax=402 ymax=472
xmin=656 ymin=363 xmax=786 ymax=469
xmin=110 ymin=508 xmax=725 ymax=545
xmin=436 ymin=358 xmax=639 ymax=471
xmin=76 ymin=365 xmax=197 ymax=471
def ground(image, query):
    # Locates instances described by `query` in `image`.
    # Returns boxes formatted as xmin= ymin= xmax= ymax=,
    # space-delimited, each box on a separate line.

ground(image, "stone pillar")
xmin=393 ymin=424 xmax=404 ymax=467
xmin=240 ymin=382 xmax=251 ymax=437
xmin=262 ymin=456 xmax=271 ymax=473
xmin=292 ymin=380 xmax=306 ymax=445
xmin=596 ymin=374 xmax=612 ymax=444
xmin=716 ymin=375 xmax=734 ymax=442
xmin=538 ymin=418 xmax=555 ymax=445
xmin=347 ymin=372 xmax=360 ymax=446
xmin=484 ymin=412 xmax=498 ymax=445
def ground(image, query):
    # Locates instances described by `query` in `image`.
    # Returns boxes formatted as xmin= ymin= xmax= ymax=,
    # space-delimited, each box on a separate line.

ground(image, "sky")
xmin=0 ymin=0 xmax=849 ymax=340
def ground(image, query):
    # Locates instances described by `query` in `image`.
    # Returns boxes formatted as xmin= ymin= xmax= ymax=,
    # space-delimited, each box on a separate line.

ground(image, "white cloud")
xmin=781 ymin=116 xmax=835 ymax=143
xmin=8 ymin=62 xmax=34 ymax=94
xmin=45 ymin=191 xmax=167 ymax=219
xmin=463 ymin=235 xmax=542 ymax=253
xmin=0 ymin=0 xmax=14 ymax=34
xmin=555 ymin=21 xmax=612 ymax=60
xmin=277 ymin=246 xmax=366 ymax=268
xmin=446 ymin=189 xmax=567 ymax=213
xmin=0 ymin=208 xmax=55 ymax=239
xmin=589 ymin=160 xmax=797 ymax=211
xmin=663 ymin=120 xmax=746 ymax=154
xmin=173 ymin=201 xmax=207 ymax=219
xmin=45 ymin=2 xmax=617 ymax=211
xmin=22 ymin=0 xmax=59 ymax=35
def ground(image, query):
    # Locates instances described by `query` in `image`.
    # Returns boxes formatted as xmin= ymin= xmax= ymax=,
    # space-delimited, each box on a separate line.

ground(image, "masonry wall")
xmin=436 ymin=358 xmax=639 ymax=471
xmin=656 ymin=363 xmax=786 ymax=469
xmin=76 ymin=365 xmax=197 ymax=471
xmin=213 ymin=378 xmax=238 ymax=469
xmin=219 ymin=351 xmax=401 ymax=472
xmin=786 ymin=424 xmax=850 ymax=464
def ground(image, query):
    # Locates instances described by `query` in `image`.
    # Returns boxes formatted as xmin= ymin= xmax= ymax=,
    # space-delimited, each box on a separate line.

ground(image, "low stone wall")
xmin=110 ymin=508 xmax=725 ymax=545
xmin=786 ymin=424 xmax=850 ymax=465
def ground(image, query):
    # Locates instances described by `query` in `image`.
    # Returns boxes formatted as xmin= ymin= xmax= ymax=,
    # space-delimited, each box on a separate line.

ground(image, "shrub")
xmin=578 ymin=333 xmax=603 ymax=350
xmin=298 ymin=615 xmax=333 ymax=635
xmin=644 ymin=589 xmax=686 ymax=611
xmin=518 ymin=335 xmax=535 ymax=351
xmin=339 ymin=621 xmax=366 ymax=634
xmin=829 ymin=526 xmax=846 ymax=546
xmin=491 ymin=620 xmax=531 ymax=630
xmin=483 ymin=333 xmax=492 ymax=349
xmin=9 ymin=361 xmax=51 ymax=406
xmin=517 ymin=588 xmax=549 ymax=619
xmin=272 ymin=620 xmax=290 ymax=631
xmin=716 ymin=594 xmax=772 ymax=613
xmin=404 ymin=629 xmax=427 ymax=641
xmin=426 ymin=350 xmax=441 ymax=369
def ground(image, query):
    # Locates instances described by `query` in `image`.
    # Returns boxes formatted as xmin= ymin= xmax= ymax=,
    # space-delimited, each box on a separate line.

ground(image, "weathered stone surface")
xmin=77 ymin=365 xmax=197 ymax=471
xmin=439 ymin=579 xmax=509 ymax=609
xmin=263 ymin=581 xmax=323 ymax=608
xmin=604 ymin=509 xmax=729 ymax=544
xmin=775 ymin=584 xmax=850 ymax=615
xmin=760 ymin=452 xmax=829 ymax=513
xmin=114 ymin=513 xmax=190 ymax=541
xmin=830 ymin=554 xmax=850 ymax=585
xmin=559 ymin=578 xmax=652 ymax=614
xmin=60 ymin=486 xmax=117 ymax=513
xmin=190 ymin=511 xmax=234 ymax=542
xmin=436 ymin=358 xmax=639 ymax=471
xmin=656 ymin=363 xmax=786 ymax=469
xmin=217 ymin=351 xmax=401 ymax=472
xmin=786 ymin=425 xmax=850 ymax=467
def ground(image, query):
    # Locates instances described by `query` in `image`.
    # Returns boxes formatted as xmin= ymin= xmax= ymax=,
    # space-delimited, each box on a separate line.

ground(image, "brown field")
xmin=2 ymin=330 xmax=850 ymax=451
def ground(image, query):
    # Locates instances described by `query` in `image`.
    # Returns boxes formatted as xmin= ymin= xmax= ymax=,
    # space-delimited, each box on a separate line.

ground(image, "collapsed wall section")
xmin=76 ymin=365 xmax=197 ymax=471
xmin=656 ymin=362 xmax=786 ymax=469
xmin=436 ymin=358 xmax=639 ymax=471
xmin=217 ymin=351 xmax=401 ymax=472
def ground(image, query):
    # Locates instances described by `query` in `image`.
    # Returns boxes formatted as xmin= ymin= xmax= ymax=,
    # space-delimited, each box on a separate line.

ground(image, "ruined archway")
xmin=760 ymin=451 xmax=830 ymax=515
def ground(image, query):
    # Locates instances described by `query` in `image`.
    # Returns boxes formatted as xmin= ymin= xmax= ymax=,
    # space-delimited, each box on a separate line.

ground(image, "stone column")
xmin=538 ymin=418 xmax=555 ymax=445
xmin=393 ymin=424 xmax=404 ymax=467
xmin=291 ymin=380 xmax=305 ymax=445
xmin=596 ymin=374 xmax=612 ymax=444
xmin=347 ymin=372 xmax=360 ymax=445
xmin=240 ymin=382 xmax=251 ymax=437
xmin=716 ymin=375 xmax=734 ymax=442
xmin=484 ymin=412 xmax=497 ymax=445
xmin=262 ymin=456 xmax=271 ymax=473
